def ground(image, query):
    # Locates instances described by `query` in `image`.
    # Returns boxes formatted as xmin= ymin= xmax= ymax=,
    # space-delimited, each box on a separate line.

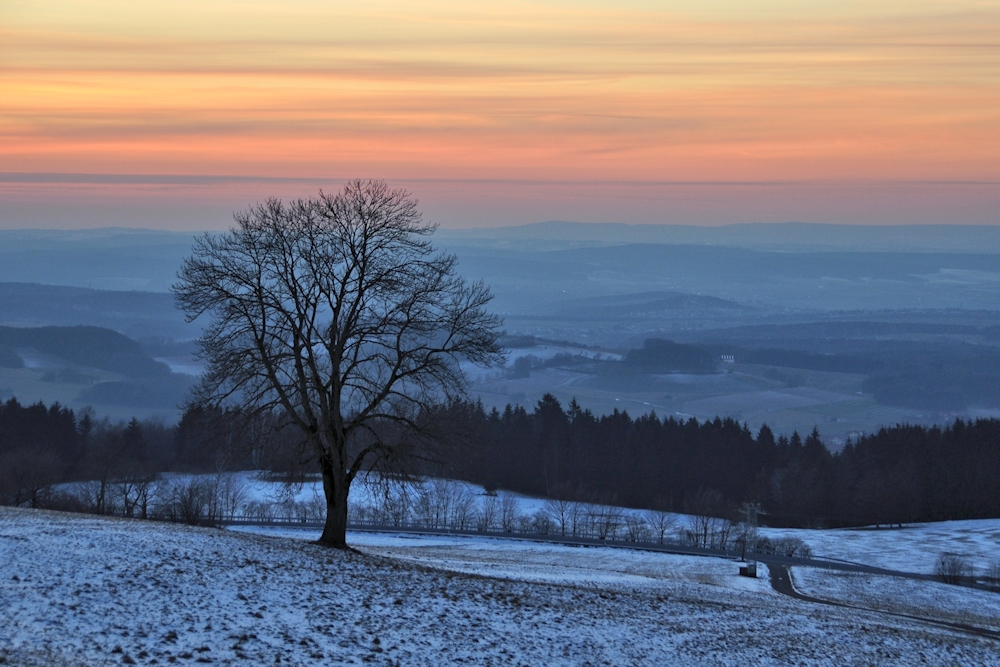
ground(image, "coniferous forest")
xmin=2 ymin=394 xmax=1000 ymax=528
xmin=429 ymin=396 xmax=1000 ymax=527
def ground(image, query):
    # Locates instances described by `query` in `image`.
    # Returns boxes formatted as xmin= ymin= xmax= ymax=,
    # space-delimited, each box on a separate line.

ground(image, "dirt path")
xmin=764 ymin=561 xmax=1000 ymax=642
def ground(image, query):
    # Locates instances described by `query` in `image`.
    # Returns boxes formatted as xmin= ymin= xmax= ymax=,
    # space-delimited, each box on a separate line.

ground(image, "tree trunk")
xmin=318 ymin=458 xmax=350 ymax=548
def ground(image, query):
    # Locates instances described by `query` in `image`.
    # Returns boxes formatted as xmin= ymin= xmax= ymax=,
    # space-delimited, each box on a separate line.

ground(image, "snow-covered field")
xmin=2 ymin=507 xmax=999 ymax=666
xmin=65 ymin=469 xmax=1000 ymax=579
xmin=228 ymin=472 xmax=1000 ymax=576
xmin=791 ymin=568 xmax=1000 ymax=632
xmin=233 ymin=526 xmax=770 ymax=593
xmin=762 ymin=520 xmax=1000 ymax=574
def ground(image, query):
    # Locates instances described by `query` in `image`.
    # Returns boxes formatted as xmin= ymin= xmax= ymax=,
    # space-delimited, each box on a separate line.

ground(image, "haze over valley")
xmin=2 ymin=222 xmax=999 ymax=444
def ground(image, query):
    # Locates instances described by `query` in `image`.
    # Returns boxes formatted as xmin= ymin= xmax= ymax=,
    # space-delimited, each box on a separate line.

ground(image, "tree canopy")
xmin=173 ymin=180 xmax=504 ymax=546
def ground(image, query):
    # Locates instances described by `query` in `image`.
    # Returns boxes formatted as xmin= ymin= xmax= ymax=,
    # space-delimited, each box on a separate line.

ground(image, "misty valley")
xmin=2 ymin=224 xmax=999 ymax=444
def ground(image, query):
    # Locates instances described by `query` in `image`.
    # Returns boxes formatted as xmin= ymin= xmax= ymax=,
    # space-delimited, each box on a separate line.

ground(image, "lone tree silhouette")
xmin=174 ymin=180 xmax=503 ymax=547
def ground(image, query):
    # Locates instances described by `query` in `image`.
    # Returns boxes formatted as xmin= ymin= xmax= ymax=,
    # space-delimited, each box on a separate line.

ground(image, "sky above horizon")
xmin=2 ymin=0 xmax=999 ymax=230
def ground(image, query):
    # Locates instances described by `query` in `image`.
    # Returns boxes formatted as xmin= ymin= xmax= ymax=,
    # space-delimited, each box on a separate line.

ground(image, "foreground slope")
xmin=1 ymin=508 xmax=997 ymax=666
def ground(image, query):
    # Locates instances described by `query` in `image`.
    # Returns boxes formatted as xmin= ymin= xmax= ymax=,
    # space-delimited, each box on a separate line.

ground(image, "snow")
xmin=152 ymin=471 xmax=1000 ymax=577
xmin=3 ymin=507 xmax=999 ymax=666
xmin=762 ymin=519 xmax=1000 ymax=574
xmin=234 ymin=527 xmax=773 ymax=594
xmin=62 ymin=469 xmax=1000 ymax=577
xmin=791 ymin=568 xmax=1000 ymax=632
xmin=173 ymin=471 xmax=663 ymax=531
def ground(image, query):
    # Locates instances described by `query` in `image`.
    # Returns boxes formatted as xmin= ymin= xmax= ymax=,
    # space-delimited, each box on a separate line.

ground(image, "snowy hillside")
xmin=2 ymin=507 xmax=999 ymax=665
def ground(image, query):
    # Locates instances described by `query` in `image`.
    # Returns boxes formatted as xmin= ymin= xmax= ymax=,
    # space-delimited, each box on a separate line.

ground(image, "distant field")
xmin=472 ymin=359 xmax=927 ymax=443
xmin=0 ymin=352 xmax=187 ymax=421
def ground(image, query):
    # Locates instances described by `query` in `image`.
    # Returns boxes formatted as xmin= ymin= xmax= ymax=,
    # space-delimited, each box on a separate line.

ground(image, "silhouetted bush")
xmin=936 ymin=553 xmax=973 ymax=584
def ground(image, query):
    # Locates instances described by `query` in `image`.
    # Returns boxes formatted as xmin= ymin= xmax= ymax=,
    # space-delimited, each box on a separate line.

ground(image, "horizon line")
xmin=3 ymin=172 xmax=1000 ymax=188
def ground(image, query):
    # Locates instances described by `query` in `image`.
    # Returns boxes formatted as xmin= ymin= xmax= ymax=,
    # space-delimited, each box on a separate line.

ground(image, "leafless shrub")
xmin=215 ymin=474 xmax=247 ymax=521
xmin=531 ymin=509 xmax=551 ymax=535
xmin=623 ymin=514 xmax=650 ymax=542
xmin=984 ymin=560 xmax=1000 ymax=590
xmin=156 ymin=478 xmax=223 ymax=527
xmin=371 ymin=484 xmax=412 ymax=526
xmin=754 ymin=536 xmax=812 ymax=559
xmin=415 ymin=479 xmax=461 ymax=529
xmin=568 ymin=501 xmax=585 ymax=537
xmin=588 ymin=502 xmax=623 ymax=540
xmin=685 ymin=514 xmax=727 ymax=548
xmin=936 ymin=553 xmax=973 ymax=585
xmin=243 ymin=500 xmax=274 ymax=521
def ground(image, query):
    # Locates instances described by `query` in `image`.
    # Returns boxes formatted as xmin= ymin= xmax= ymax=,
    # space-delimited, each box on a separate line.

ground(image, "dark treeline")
xmin=4 ymin=394 xmax=1000 ymax=528
xmin=0 ymin=398 xmax=303 ymax=510
xmin=432 ymin=395 xmax=1000 ymax=527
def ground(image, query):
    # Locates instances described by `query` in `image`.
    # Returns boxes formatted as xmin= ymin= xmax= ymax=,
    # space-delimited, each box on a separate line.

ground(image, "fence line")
xmin=223 ymin=516 xmax=748 ymax=559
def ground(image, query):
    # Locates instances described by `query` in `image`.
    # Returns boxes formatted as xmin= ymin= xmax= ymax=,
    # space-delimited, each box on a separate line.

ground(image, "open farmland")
xmin=2 ymin=507 xmax=999 ymax=666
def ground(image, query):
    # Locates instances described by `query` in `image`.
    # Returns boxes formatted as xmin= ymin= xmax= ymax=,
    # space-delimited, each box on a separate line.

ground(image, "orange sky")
xmin=2 ymin=0 xmax=999 ymax=228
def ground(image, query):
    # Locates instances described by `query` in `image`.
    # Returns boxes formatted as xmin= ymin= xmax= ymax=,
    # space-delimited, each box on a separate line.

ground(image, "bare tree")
xmin=588 ymin=501 xmax=623 ymax=540
xmin=416 ymin=479 xmax=457 ymax=528
xmin=216 ymin=473 xmax=248 ymax=521
xmin=478 ymin=493 xmax=499 ymax=531
xmin=543 ymin=497 xmax=574 ymax=537
xmin=451 ymin=484 xmax=478 ymax=529
xmin=531 ymin=509 xmax=552 ymax=535
xmin=174 ymin=180 xmax=503 ymax=548
xmin=499 ymin=492 xmax=521 ymax=532
xmin=568 ymin=500 xmax=584 ymax=537
xmin=623 ymin=513 xmax=650 ymax=542
xmin=373 ymin=483 xmax=412 ymax=526
xmin=643 ymin=509 xmax=676 ymax=545
xmin=117 ymin=470 xmax=158 ymax=519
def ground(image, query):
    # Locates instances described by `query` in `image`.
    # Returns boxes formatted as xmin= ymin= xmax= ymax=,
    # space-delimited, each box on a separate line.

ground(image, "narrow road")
xmin=764 ymin=561 xmax=1000 ymax=642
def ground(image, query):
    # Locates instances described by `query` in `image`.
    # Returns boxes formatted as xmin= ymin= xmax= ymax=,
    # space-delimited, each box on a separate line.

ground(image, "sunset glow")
xmin=2 ymin=0 xmax=999 ymax=228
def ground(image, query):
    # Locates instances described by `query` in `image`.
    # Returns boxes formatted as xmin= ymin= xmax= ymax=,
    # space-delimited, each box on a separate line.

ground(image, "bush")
xmin=156 ymin=478 xmax=223 ymax=527
xmin=754 ymin=536 xmax=812 ymax=559
xmin=985 ymin=561 xmax=1000 ymax=591
xmin=936 ymin=553 xmax=973 ymax=585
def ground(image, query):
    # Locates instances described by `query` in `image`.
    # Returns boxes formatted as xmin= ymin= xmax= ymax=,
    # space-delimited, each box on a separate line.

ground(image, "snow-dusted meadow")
xmin=791 ymin=567 xmax=1000 ymax=633
xmin=199 ymin=472 xmax=1000 ymax=576
xmin=762 ymin=520 xmax=1000 ymax=574
xmin=57 ymin=470 xmax=1000 ymax=578
xmin=3 ymin=506 xmax=999 ymax=666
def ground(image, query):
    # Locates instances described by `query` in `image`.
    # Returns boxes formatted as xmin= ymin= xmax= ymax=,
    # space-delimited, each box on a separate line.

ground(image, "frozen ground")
xmin=228 ymin=472 xmax=1000 ymax=577
xmin=2 ymin=508 xmax=999 ymax=666
xmin=791 ymin=568 xmax=1000 ymax=632
xmin=110 ymin=471 xmax=1000 ymax=578
xmin=233 ymin=526 xmax=770 ymax=594
xmin=762 ymin=519 xmax=1000 ymax=574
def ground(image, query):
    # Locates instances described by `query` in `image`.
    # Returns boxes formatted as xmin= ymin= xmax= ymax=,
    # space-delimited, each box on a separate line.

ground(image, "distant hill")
xmin=623 ymin=338 xmax=717 ymax=373
xmin=0 ymin=228 xmax=195 ymax=292
xmin=439 ymin=221 xmax=1000 ymax=253
xmin=545 ymin=292 xmax=755 ymax=320
xmin=0 ymin=325 xmax=170 ymax=378
xmin=0 ymin=324 xmax=196 ymax=415
xmin=0 ymin=283 xmax=193 ymax=341
xmin=547 ymin=291 xmax=750 ymax=318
